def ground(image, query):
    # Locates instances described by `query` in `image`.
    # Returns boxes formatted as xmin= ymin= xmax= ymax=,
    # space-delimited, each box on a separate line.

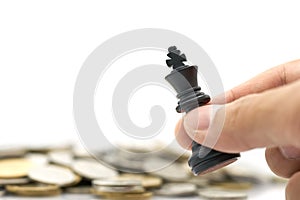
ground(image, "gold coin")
xmin=108 ymin=192 xmax=153 ymax=200
xmin=119 ymin=174 xmax=162 ymax=188
xmin=212 ymin=181 xmax=253 ymax=190
xmin=0 ymin=158 xmax=33 ymax=178
xmin=91 ymin=188 xmax=143 ymax=195
xmin=6 ymin=184 xmax=61 ymax=196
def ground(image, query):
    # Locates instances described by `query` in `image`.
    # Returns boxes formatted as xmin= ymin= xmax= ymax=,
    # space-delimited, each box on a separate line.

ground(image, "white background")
xmin=1 ymin=1 xmax=300 ymax=199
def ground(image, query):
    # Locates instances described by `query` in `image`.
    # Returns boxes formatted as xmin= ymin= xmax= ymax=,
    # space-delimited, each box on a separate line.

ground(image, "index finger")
xmin=213 ymin=59 xmax=300 ymax=104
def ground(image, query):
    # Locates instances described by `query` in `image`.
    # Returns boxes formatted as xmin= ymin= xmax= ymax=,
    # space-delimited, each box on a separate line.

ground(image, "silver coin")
xmin=27 ymin=143 xmax=72 ymax=153
xmin=0 ymin=146 xmax=27 ymax=158
xmin=48 ymin=150 xmax=73 ymax=167
xmin=73 ymin=146 xmax=92 ymax=158
xmin=25 ymin=153 xmax=49 ymax=166
xmin=143 ymin=158 xmax=190 ymax=181
xmin=118 ymin=141 xmax=162 ymax=153
xmin=0 ymin=178 xmax=30 ymax=185
xmin=160 ymin=146 xmax=191 ymax=162
xmin=93 ymin=185 xmax=145 ymax=193
xmin=187 ymin=176 xmax=210 ymax=188
xmin=154 ymin=183 xmax=197 ymax=196
xmin=200 ymin=169 xmax=228 ymax=183
xmin=102 ymin=152 xmax=145 ymax=173
xmin=225 ymin=164 xmax=271 ymax=184
xmin=198 ymin=189 xmax=247 ymax=200
xmin=28 ymin=165 xmax=78 ymax=186
xmin=93 ymin=179 xmax=142 ymax=187
xmin=72 ymin=159 xmax=118 ymax=180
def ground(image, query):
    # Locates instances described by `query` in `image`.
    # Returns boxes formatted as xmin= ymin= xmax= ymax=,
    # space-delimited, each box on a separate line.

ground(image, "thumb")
xmin=183 ymin=80 xmax=300 ymax=153
xmin=286 ymin=172 xmax=300 ymax=200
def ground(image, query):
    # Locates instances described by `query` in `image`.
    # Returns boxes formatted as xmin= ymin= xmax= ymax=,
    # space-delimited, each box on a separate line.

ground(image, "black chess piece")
xmin=165 ymin=46 xmax=240 ymax=175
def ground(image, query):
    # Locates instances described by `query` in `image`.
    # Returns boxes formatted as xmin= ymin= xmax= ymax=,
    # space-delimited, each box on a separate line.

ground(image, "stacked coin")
xmin=154 ymin=183 xmax=197 ymax=196
xmin=91 ymin=179 xmax=152 ymax=200
xmin=199 ymin=188 xmax=248 ymax=200
xmin=0 ymin=144 xmax=287 ymax=199
xmin=118 ymin=174 xmax=162 ymax=189
xmin=6 ymin=184 xmax=61 ymax=196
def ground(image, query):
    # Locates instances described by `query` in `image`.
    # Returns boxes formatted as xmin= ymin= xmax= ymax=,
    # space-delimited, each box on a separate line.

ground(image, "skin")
xmin=174 ymin=60 xmax=300 ymax=200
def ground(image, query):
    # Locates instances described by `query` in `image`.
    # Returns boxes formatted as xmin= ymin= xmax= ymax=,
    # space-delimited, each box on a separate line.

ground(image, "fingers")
xmin=265 ymin=147 xmax=300 ymax=178
xmin=176 ymin=80 xmax=300 ymax=153
xmin=265 ymin=147 xmax=300 ymax=200
xmin=280 ymin=146 xmax=300 ymax=160
xmin=286 ymin=171 xmax=300 ymax=200
xmin=174 ymin=105 xmax=211 ymax=150
xmin=174 ymin=119 xmax=192 ymax=150
xmin=213 ymin=59 xmax=300 ymax=104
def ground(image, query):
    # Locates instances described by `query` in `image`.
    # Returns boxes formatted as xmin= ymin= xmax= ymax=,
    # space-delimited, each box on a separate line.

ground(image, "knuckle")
xmin=284 ymin=90 xmax=300 ymax=147
xmin=223 ymin=95 xmax=254 ymax=150
xmin=226 ymin=96 xmax=246 ymax=127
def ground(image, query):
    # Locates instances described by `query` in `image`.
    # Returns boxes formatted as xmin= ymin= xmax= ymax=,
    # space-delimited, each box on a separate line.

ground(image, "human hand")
xmin=174 ymin=60 xmax=300 ymax=200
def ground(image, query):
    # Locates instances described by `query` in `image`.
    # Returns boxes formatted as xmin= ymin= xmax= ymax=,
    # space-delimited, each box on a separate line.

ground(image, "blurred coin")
xmin=0 ymin=178 xmax=30 ymax=185
xmin=48 ymin=150 xmax=73 ymax=167
xmin=154 ymin=183 xmax=197 ymax=197
xmin=199 ymin=189 xmax=247 ymax=200
xmin=102 ymin=152 xmax=145 ymax=173
xmin=100 ymin=148 xmax=149 ymax=173
xmin=28 ymin=164 xmax=80 ymax=186
xmin=0 ymin=146 xmax=27 ymax=158
xmin=25 ymin=153 xmax=48 ymax=166
xmin=0 ymin=158 xmax=33 ymax=178
xmin=187 ymin=176 xmax=210 ymax=187
xmin=225 ymin=164 xmax=270 ymax=184
xmin=92 ymin=190 xmax=152 ymax=200
xmin=72 ymin=159 xmax=118 ymax=180
xmin=212 ymin=182 xmax=252 ymax=190
xmin=119 ymin=174 xmax=162 ymax=188
xmin=199 ymin=168 xmax=229 ymax=183
xmin=119 ymin=142 xmax=162 ymax=153
xmin=64 ymin=186 xmax=91 ymax=194
xmin=73 ymin=147 xmax=92 ymax=158
xmin=6 ymin=184 xmax=61 ymax=196
xmin=94 ymin=185 xmax=145 ymax=193
xmin=0 ymin=189 xmax=5 ymax=196
xmin=27 ymin=143 xmax=72 ymax=153
xmin=93 ymin=179 xmax=142 ymax=187
xmin=144 ymin=158 xmax=190 ymax=181
xmin=93 ymin=179 xmax=144 ymax=193
xmin=160 ymin=146 xmax=191 ymax=162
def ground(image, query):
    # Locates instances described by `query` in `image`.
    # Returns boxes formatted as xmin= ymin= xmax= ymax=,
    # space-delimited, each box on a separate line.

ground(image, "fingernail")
xmin=280 ymin=146 xmax=300 ymax=160
xmin=183 ymin=107 xmax=210 ymax=135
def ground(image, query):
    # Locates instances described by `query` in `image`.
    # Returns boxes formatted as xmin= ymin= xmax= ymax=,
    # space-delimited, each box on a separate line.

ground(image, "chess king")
xmin=165 ymin=46 xmax=240 ymax=175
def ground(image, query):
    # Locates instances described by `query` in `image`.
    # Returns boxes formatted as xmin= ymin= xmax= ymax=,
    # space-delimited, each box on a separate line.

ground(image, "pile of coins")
xmin=0 ymin=144 xmax=287 ymax=199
